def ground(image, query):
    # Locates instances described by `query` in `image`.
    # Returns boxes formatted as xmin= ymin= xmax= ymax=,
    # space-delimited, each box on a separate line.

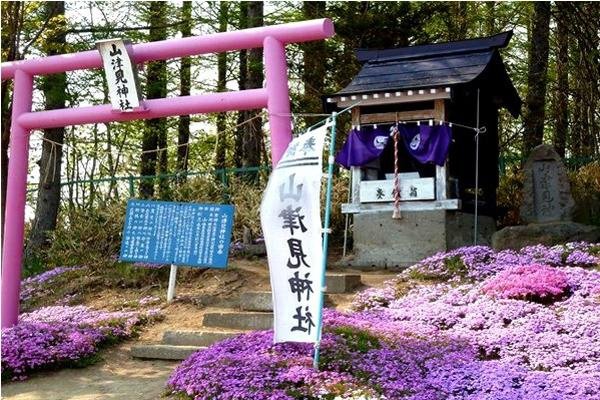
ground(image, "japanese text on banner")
xmin=260 ymin=125 xmax=328 ymax=343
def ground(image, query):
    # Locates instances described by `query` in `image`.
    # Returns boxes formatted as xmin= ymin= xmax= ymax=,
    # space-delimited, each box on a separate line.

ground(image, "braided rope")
xmin=392 ymin=125 xmax=401 ymax=219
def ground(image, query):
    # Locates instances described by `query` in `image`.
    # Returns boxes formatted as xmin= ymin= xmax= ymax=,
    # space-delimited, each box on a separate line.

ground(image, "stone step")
xmin=237 ymin=292 xmax=356 ymax=312
xmin=326 ymin=273 xmax=362 ymax=294
xmin=162 ymin=330 xmax=239 ymax=347
xmin=240 ymin=291 xmax=273 ymax=312
xmin=203 ymin=311 xmax=273 ymax=331
xmin=131 ymin=344 xmax=203 ymax=360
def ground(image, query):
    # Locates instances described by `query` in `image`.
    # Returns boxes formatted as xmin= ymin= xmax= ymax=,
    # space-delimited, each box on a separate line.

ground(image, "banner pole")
xmin=167 ymin=264 xmax=178 ymax=302
xmin=313 ymin=111 xmax=337 ymax=370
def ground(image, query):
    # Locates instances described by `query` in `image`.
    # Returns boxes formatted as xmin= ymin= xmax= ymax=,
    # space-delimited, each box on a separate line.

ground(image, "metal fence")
xmin=26 ymin=166 xmax=272 ymax=209
xmin=26 ymin=155 xmax=597 ymax=205
xmin=498 ymin=155 xmax=596 ymax=176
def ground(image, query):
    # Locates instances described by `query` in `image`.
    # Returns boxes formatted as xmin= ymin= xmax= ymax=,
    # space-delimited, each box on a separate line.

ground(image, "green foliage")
xmin=4 ymin=0 xmax=597 ymax=272
xmin=45 ymin=201 xmax=126 ymax=267
xmin=444 ymin=256 xmax=468 ymax=277
xmin=497 ymin=161 xmax=600 ymax=228
xmin=570 ymin=162 xmax=600 ymax=226
xmin=23 ymin=254 xmax=45 ymax=278
xmin=332 ymin=326 xmax=381 ymax=354
xmin=323 ymin=173 xmax=349 ymax=245
xmin=107 ymin=262 xmax=169 ymax=289
xmin=407 ymin=268 xmax=446 ymax=282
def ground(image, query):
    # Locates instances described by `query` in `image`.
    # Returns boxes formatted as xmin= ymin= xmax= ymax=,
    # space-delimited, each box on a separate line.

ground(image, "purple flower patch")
xmin=168 ymin=242 xmax=600 ymax=399
xmin=21 ymin=266 xmax=85 ymax=303
xmin=1 ymin=306 xmax=157 ymax=381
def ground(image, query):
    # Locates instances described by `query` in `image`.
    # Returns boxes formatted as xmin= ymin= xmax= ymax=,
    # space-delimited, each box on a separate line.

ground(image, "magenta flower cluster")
xmin=482 ymin=264 xmax=570 ymax=301
xmin=168 ymin=242 xmax=600 ymax=399
xmin=1 ymin=306 xmax=154 ymax=381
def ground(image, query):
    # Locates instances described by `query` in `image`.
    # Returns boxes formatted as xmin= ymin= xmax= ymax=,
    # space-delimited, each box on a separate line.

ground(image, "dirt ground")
xmin=2 ymin=257 xmax=398 ymax=400
xmin=2 ymin=343 xmax=177 ymax=400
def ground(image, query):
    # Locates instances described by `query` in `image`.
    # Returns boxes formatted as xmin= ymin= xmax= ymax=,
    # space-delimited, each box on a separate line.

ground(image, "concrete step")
xmin=203 ymin=311 xmax=273 ymax=331
xmin=162 ymin=330 xmax=239 ymax=347
xmin=240 ymin=291 xmax=273 ymax=312
xmin=326 ymin=273 xmax=362 ymax=294
xmin=131 ymin=344 xmax=203 ymax=360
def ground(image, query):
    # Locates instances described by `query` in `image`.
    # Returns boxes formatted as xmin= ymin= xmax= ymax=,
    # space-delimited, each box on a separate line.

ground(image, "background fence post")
xmin=128 ymin=176 xmax=135 ymax=198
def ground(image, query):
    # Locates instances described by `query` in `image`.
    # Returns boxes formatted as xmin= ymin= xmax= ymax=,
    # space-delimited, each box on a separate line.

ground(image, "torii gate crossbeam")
xmin=0 ymin=18 xmax=335 ymax=328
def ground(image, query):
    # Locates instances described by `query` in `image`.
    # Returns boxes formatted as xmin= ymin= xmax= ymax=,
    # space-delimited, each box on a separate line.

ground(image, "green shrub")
xmin=497 ymin=161 xmax=600 ymax=227
xmin=570 ymin=162 xmax=600 ymax=226
xmin=46 ymin=201 xmax=125 ymax=267
xmin=497 ymin=167 xmax=524 ymax=227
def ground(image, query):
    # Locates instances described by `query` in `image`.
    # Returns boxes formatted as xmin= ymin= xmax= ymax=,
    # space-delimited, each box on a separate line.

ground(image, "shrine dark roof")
xmin=335 ymin=31 xmax=521 ymax=116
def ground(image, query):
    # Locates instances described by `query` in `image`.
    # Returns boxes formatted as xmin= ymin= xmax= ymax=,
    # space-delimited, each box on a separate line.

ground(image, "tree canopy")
xmin=1 ymin=1 xmax=599 ymax=252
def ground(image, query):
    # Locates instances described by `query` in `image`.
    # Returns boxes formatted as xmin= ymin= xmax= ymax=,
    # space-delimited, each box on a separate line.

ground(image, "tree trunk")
xmin=522 ymin=1 xmax=551 ymax=156
xmin=26 ymin=1 xmax=67 ymax=256
xmin=177 ymin=1 xmax=192 ymax=181
xmin=563 ymin=2 xmax=600 ymax=158
xmin=234 ymin=1 xmax=248 ymax=170
xmin=240 ymin=1 xmax=264 ymax=181
xmin=553 ymin=2 xmax=569 ymax=158
xmin=485 ymin=2 xmax=496 ymax=35
xmin=214 ymin=2 xmax=229 ymax=172
xmin=140 ymin=1 xmax=168 ymax=198
xmin=446 ymin=2 xmax=469 ymax=41
xmin=301 ymin=1 xmax=326 ymax=123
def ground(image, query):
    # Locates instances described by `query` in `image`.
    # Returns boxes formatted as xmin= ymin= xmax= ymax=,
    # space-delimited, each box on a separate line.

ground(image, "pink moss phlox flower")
xmin=404 ymin=242 xmax=600 ymax=283
xmin=482 ymin=264 xmax=570 ymax=301
xmin=20 ymin=266 xmax=85 ymax=303
xmin=351 ymin=281 xmax=399 ymax=311
xmin=1 ymin=306 xmax=148 ymax=381
xmin=167 ymin=242 xmax=600 ymax=399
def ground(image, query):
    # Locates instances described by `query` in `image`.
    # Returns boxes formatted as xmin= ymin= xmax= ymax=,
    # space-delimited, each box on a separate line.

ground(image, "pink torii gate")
xmin=0 ymin=18 xmax=335 ymax=328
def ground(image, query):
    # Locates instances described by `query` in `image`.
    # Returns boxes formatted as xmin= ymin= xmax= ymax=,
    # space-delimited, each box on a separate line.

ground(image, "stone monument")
xmin=520 ymin=144 xmax=575 ymax=223
xmin=492 ymin=144 xmax=600 ymax=249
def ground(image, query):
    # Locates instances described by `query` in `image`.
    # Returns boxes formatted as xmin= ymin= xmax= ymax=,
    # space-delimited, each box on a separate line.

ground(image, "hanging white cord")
xmin=392 ymin=124 xmax=401 ymax=219
xmin=342 ymin=174 xmax=351 ymax=257
xmin=474 ymin=89 xmax=480 ymax=245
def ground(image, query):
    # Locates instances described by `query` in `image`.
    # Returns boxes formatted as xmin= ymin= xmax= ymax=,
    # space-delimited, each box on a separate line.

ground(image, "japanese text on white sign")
xmin=96 ymin=39 xmax=141 ymax=112
xmin=260 ymin=125 xmax=328 ymax=343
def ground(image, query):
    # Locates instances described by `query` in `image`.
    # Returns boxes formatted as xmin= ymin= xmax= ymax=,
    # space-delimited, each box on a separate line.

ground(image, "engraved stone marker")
xmin=520 ymin=144 xmax=574 ymax=224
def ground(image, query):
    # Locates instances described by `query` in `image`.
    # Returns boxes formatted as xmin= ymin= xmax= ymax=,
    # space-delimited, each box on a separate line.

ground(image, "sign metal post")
xmin=312 ymin=112 xmax=337 ymax=369
xmin=311 ymin=103 xmax=358 ymax=369
xmin=167 ymin=264 xmax=178 ymax=302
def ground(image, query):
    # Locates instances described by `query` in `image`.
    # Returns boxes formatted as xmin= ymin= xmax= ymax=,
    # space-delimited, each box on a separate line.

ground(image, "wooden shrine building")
xmin=325 ymin=32 xmax=521 ymax=267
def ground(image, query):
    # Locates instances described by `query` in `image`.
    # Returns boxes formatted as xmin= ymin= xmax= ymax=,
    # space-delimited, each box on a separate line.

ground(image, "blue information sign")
xmin=120 ymin=199 xmax=234 ymax=268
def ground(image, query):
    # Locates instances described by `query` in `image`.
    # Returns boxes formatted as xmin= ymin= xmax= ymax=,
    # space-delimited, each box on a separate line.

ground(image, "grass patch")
xmin=333 ymin=326 xmax=381 ymax=353
xmin=443 ymin=256 xmax=468 ymax=277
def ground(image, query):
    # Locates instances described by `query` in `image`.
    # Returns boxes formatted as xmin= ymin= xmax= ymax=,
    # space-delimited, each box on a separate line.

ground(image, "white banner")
xmin=260 ymin=125 xmax=328 ymax=343
xmin=96 ymin=39 xmax=141 ymax=112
